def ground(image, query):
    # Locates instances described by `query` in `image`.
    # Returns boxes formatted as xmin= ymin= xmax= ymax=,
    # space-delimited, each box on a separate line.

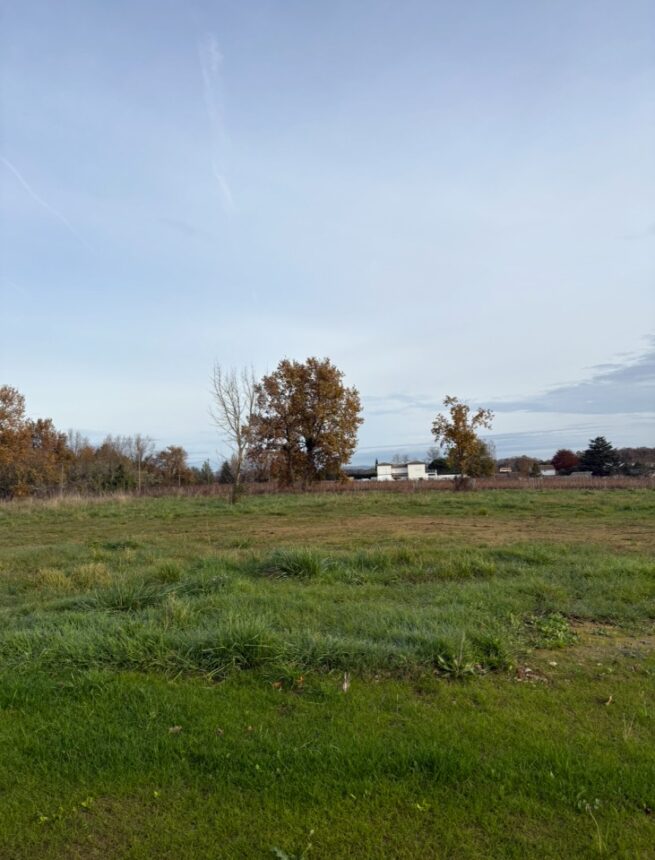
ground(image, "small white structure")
xmin=539 ymin=466 xmax=556 ymax=477
xmin=376 ymin=461 xmax=428 ymax=481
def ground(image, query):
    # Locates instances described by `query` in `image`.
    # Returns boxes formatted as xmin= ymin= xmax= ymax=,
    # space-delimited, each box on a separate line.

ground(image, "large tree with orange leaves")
xmin=249 ymin=357 xmax=362 ymax=487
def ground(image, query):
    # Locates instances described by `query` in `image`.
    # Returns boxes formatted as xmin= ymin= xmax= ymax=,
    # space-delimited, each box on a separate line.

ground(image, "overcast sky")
xmin=1 ymin=0 xmax=653 ymax=464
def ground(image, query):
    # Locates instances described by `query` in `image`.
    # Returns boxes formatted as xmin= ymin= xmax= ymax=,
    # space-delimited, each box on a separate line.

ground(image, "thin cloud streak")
xmin=198 ymin=32 xmax=234 ymax=212
xmin=0 ymin=154 xmax=87 ymax=244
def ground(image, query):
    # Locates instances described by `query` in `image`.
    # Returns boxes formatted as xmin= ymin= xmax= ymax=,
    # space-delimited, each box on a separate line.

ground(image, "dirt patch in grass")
xmin=199 ymin=514 xmax=655 ymax=554
xmin=531 ymin=622 xmax=655 ymax=679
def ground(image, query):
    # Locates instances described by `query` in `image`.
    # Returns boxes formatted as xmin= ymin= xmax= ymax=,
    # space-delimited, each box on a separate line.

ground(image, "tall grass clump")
xmin=258 ymin=549 xmax=329 ymax=579
xmin=181 ymin=615 xmax=282 ymax=676
xmin=83 ymin=579 xmax=166 ymax=612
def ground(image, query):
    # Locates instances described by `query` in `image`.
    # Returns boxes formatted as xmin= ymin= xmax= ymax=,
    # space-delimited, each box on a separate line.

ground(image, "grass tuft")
xmin=259 ymin=549 xmax=329 ymax=579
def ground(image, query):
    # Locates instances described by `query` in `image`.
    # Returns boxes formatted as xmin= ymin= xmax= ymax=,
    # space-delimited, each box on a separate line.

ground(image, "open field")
xmin=0 ymin=489 xmax=654 ymax=858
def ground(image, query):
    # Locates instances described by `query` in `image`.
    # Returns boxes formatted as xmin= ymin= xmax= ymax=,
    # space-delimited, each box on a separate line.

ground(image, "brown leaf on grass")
xmin=168 ymin=725 xmax=182 ymax=734
xmin=515 ymin=666 xmax=547 ymax=683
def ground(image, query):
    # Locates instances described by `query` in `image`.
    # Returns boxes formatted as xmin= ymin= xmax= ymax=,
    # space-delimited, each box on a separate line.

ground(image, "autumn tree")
xmin=431 ymin=396 xmax=494 ymax=488
xmin=249 ymin=357 xmax=362 ymax=487
xmin=210 ymin=365 xmax=256 ymax=502
xmin=552 ymin=449 xmax=579 ymax=475
xmin=513 ymin=455 xmax=539 ymax=477
xmin=455 ymin=439 xmax=495 ymax=478
xmin=0 ymin=386 xmax=68 ymax=497
xmin=0 ymin=386 xmax=26 ymax=434
xmin=0 ymin=386 xmax=30 ymax=496
xmin=155 ymin=445 xmax=191 ymax=486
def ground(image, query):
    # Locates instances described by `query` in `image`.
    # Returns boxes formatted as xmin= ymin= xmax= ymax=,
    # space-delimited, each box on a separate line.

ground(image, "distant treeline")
xmin=1 ymin=377 xmax=653 ymax=500
xmin=494 ymin=445 xmax=655 ymax=478
xmin=0 ymin=386 xmax=217 ymax=498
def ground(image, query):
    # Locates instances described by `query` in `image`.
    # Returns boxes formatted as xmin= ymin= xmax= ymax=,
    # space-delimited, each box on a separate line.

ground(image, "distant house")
xmin=498 ymin=464 xmax=557 ymax=477
xmin=375 ymin=462 xmax=456 ymax=481
xmin=376 ymin=461 xmax=428 ymax=481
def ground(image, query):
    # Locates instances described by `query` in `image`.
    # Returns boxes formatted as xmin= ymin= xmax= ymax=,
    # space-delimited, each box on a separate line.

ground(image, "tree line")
xmin=491 ymin=439 xmax=652 ymax=478
xmin=0 ymin=385 xmax=213 ymax=497
xmin=1 ymin=357 xmax=653 ymax=499
xmin=0 ymin=357 xmax=362 ymax=499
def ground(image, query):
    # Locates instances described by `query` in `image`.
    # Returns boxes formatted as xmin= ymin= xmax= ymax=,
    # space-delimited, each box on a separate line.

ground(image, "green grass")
xmin=0 ymin=490 xmax=653 ymax=858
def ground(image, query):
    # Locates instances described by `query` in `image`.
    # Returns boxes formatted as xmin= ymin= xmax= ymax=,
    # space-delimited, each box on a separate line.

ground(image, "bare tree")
xmin=210 ymin=365 xmax=256 ymax=502
xmin=66 ymin=429 xmax=90 ymax=456
xmin=129 ymin=434 xmax=155 ymax=493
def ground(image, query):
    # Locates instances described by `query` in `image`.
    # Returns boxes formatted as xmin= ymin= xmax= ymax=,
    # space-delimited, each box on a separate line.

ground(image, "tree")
xmin=617 ymin=447 xmax=655 ymax=476
xmin=0 ymin=387 xmax=28 ymax=496
xmin=514 ymin=455 xmax=539 ymax=477
xmin=210 ymin=365 xmax=256 ymax=503
xmin=0 ymin=387 xmax=68 ymax=497
xmin=249 ymin=357 xmax=363 ymax=487
xmin=0 ymin=386 xmax=26 ymax=434
xmin=217 ymin=459 xmax=235 ymax=484
xmin=198 ymin=460 xmax=215 ymax=484
xmin=431 ymin=396 xmax=494 ymax=488
xmin=427 ymin=455 xmax=452 ymax=474
xmin=529 ymin=461 xmax=542 ymax=478
xmin=459 ymin=439 xmax=496 ymax=478
xmin=579 ymin=436 xmax=620 ymax=476
xmin=552 ymin=449 xmax=579 ymax=475
xmin=128 ymin=434 xmax=155 ymax=493
xmin=155 ymin=446 xmax=191 ymax=486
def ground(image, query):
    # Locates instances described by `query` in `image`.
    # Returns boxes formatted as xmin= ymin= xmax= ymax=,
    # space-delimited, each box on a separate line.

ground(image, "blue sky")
xmin=1 ymin=0 xmax=653 ymax=465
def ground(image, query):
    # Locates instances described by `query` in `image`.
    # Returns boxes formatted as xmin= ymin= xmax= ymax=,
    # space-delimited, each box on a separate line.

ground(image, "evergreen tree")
xmin=218 ymin=459 xmax=234 ymax=484
xmin=199 ymin=460 xmax=215 ymax=484
xmin=580 ymin=436 xmax=620 ymax=476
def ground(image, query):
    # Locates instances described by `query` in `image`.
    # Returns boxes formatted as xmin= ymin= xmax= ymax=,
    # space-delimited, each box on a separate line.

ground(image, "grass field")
xmin=0 ymin=489 xmax=653 ymax=858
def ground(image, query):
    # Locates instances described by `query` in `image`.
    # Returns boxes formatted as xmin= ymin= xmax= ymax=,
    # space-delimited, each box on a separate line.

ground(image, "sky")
xmin=1 ymin=0 xmax=653 ymax=466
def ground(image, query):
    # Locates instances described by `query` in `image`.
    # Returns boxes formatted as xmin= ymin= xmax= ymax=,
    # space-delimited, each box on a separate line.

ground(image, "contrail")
xmin=198 ymin=32 xmax=234 ymax=212
xmin=0 ymin=154 xmax=85 ymax=243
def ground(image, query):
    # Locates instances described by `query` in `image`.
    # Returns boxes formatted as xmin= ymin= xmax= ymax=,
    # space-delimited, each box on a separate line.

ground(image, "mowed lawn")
xmin=0 ymin=489 xmax=653 ymax=859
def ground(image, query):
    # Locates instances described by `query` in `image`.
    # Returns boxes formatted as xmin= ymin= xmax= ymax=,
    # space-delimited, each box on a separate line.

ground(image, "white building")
xmin=376 ymin=461 xmax=427 ymax=481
